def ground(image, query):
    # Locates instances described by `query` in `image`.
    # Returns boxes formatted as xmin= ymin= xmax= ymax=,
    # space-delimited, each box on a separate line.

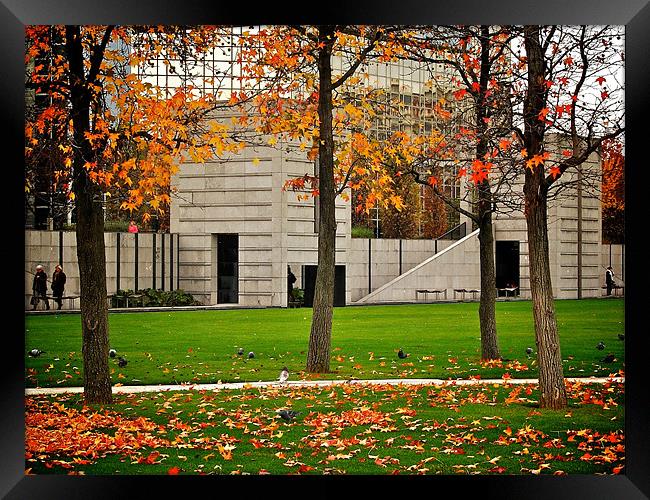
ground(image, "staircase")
xmin=355 ymin=229 xmax=481 ymax=304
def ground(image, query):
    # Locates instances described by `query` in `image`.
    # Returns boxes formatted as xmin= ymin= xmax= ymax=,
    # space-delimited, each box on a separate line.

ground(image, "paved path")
xmin=25 ymin=376 xmax=625 ymax=396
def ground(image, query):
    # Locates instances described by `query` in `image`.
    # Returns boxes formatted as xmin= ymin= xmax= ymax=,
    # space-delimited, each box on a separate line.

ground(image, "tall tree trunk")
xmin=476 ymin=26 xmax=500 ymax=360
xmin=306 ymin=27 xmax=337 ymax=373
xmin=523 ymin=25 xmax=567 ymax=409
xmin=66 ymin=26 xmax=113 ymax=404
xmin=524 ymin=181 xmax=567 ymax=408
xmin=477 ymin=209 xmax=500 ymax=359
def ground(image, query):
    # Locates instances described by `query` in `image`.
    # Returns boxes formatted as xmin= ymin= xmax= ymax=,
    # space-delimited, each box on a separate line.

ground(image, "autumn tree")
xmin=378 ymin=170 xmax=421 ymax=239
xmin=601 ymin=138 xmax=624 ymax=244
xmin=382 ymin=25 xmax=520 ymax=360
xmin=237 ymin=26 xmax=410 ymax=373
xmin=514 ymin=25 xmax=624 ymax=408
xmin=25 ymin=25 xmax=245 ymax=403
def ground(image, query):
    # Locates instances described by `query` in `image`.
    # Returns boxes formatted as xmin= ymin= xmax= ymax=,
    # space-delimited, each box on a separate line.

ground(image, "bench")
xmin=601 ymin=285 xmax=624 ymax=296
xmin=497 ymin=287 xmax=519 ymax=298
xmin=46 ymin=295 xmax=80 ymax=310
xmin=108 ymin=294 xmax=144 ymax=308
xmin=416 ymin=289 xmax=447 ymax=301
xmin=454 ymin=288 xmax=480 ymax=300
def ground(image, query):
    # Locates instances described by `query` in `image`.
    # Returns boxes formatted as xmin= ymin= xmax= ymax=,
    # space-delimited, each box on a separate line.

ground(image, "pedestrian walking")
xmin=605 ymin=266 xmax=616 ymax=296
xmin=31 ymin=265 xmax=49 ymax=310
xmin=288 ymin=265 xmax=297 ymax=302
xmin=51 ymin=264 xmax=67 ymax=310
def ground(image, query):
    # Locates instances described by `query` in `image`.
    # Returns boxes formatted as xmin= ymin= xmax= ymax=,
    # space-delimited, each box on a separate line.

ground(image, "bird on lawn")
xmin=117 ymin=356 xmax=128 ymax=368
xmin=279 ymin=367 xmax=289 ymax=384
xmin=618 ymin=334 xmax=625 ymax=341
xmin=596 ymin=341 xmax=605 ymax=351
xmin=601 ymin=353 xmax=616 ymax=363
xmin=248 ymin=351 xmax=255 ymax=359
xmin=526 ymin=347 xmax=533 ymax=356
xmin=398 ymin=349 xmax=408 ymax=359
xmin=28 ymin=349 xmax=45 ymax=358
xmin=237 ymin=348 xmax=244 ymax=356
xmin=109 ymin=349 xmax=117 ymax=358
xmin=276 ymin=409 xmax=300 ymax=422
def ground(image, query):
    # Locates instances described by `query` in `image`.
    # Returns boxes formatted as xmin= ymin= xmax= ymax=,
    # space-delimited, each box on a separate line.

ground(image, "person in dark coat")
xmin=32 ymin=265 xmax=49 ymax=310
xmin=51 ymin=264 xmax=67 ymax=310
xmin=605 ymin=266 xmax=615 ymax=296
xmin=288 ymin=265 xmax=297 ymax=302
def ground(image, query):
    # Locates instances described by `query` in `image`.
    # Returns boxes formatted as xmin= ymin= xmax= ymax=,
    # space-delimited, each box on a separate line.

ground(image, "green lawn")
xmin=25 ymin=298 xmax=625 ymax=388
xmin=25 ymin=379 xmax=625 ymax=475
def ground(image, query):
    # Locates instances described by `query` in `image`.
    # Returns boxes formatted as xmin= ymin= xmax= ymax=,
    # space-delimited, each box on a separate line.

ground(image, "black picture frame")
xmin=3 ymin=1 xmax=648 ymax=497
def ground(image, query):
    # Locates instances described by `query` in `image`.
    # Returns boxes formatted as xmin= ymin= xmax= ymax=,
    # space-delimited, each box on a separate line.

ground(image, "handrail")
xmin=435 ymin=221 xmax=467 ymax=241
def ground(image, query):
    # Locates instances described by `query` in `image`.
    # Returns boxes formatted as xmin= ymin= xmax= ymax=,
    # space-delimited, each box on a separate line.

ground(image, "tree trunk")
xmin=524 ymin=181 xmax=567 ymax=409
xmin=306 ymin=27 xmax=337 ymax=373
xmin=476 ymin=26 xmax=500 ymax=360
xmin=523 ymin=25 xmax=567 ymax=409
xmin=66 ymin=26 xmax=113 ymax=404
xmin=477 ymin=210 xmax=500 ymax=359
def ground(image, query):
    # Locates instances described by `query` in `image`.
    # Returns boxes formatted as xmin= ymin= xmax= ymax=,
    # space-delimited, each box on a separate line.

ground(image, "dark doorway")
xmin=496 ymin=240 xmax=520 ymax=296
xmin=302 ymin=265 xmax=346 ymax=307
xmin=217 ymin=234 xmax=238 ymax=304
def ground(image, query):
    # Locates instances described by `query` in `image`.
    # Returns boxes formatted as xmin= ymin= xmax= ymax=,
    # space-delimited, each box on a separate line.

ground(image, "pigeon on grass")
xmin=601 ymin=353 xmax=616 ymax=363
xmin=237 ymin=348 xmax=244 ymax=356
xmin=276 ymin=409 xmax=300 ymax=422
xmin=397 ymin=349 xmax=408 ymax=359
xmin=279 ymin=367 xmax=289 ymax=384
xmin=118 ymin=356 xmax=128 ymax=368
xmin=617 ymin=334 xmax=625 ymax=341
xmin=526 ymin=347 xmax=533 ymax=356
xmin=28 ymin=349 xmax=45 ymax=358
xmin=248 ymin=351 xmax=255 ymax=359
xmin=109 ymin=349 xmax=117 ymax=358
xmin=596 ymin=342 xmax=605 ymax=351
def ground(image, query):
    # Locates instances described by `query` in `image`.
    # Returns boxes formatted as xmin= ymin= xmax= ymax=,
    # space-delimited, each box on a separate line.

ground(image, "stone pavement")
xmin=25 ymin=376 xmax=625 ymax=396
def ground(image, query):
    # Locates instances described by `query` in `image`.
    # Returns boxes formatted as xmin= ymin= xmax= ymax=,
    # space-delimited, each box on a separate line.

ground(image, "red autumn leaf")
xmin=167 ymin=466 xmax=181 ymax=475
xmin=488 ymin=466 xmax=506 ymax=473
xmin=453 ymin=88 xmax=468 ymax=100
xmin=549 ymin=166 xmax=561 ymax=179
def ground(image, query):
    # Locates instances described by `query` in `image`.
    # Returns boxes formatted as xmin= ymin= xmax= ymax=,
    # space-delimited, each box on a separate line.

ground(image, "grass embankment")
xmin=25 ymin=298 xmax=625 ymax=388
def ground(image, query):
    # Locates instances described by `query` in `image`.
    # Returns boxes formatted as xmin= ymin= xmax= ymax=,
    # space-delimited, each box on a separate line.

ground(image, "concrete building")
xmin=169 ymin=132 xmax=610 ymax=307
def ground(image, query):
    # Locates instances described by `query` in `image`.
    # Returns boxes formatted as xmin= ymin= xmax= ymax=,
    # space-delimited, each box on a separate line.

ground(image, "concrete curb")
xmin=25 ymin=376 xmax=625 ymax=396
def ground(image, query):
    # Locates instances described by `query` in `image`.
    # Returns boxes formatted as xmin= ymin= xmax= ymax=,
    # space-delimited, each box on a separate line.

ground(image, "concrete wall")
xmin=170 ymin=143 xmax=352 ymax=307
xmin=601 ymin=243 xmax=625 ymax=292
xmin=25 ymin=230 xmax=178 ymax=309
xmin=24 ymin=229 xmax=621 ymax=309
xmin=348 ymin=238 xmax=453 ymax=302
xmin=494 ymin=135 xmax=602 ymax=299
xmin=356 ymin=230 xmax=481 ymax=303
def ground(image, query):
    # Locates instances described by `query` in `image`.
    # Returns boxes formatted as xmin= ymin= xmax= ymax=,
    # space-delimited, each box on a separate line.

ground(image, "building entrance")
xmin=496 ymin=240 xmax=520 ymax=297
xmin=302 ymin=265 xmax=346 ymax=307
xmin=217 ymin=234 xmax=238 ymax=304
